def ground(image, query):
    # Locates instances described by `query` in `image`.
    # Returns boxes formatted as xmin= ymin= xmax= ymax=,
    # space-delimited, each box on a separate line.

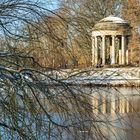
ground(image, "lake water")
xmin=37 ymin=86 xmax=140 ymax=140
xmin=0 ymin=86 xmax=140 ymax=140
xmin=77 ymin=87 xmax=140 ymax=140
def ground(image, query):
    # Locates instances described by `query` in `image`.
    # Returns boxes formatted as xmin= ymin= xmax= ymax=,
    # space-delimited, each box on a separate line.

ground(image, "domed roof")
xmin=93 ymin=15 xmax=130 ymax=32
xmin=99 ymin=15 xmax=127 ymax=24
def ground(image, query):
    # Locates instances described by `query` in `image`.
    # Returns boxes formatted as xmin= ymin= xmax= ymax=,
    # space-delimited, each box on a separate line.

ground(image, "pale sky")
xmin=38 ymin=0 xmax=59 ymax=10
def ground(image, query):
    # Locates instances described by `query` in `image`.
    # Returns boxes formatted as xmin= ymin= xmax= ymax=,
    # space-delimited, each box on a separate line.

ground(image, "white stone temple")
xmin=92 ymin=16 xmax=131 ymax=66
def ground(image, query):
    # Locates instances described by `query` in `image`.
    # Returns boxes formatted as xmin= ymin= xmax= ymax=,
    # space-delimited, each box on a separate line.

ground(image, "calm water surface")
xmin=75 ymin=87 xmax=140 ymax=140
xmin=39 ymin=87 xmax=140 ymax=140
xmin=1 ymin=87 xmax=140 ymax=140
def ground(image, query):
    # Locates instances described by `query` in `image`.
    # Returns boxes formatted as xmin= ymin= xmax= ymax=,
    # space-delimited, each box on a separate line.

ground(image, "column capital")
xmin=101 ymin=35 xmax=105 ymax=37
xmin=92 ymin=34 xmax=98 ymax=37
xmin=111 ymin=35 xmax=117 ymax=39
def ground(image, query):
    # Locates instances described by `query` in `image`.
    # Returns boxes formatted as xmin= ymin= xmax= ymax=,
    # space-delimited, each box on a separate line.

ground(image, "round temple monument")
xmin=92 ymin=15 xmax=131 ymax=66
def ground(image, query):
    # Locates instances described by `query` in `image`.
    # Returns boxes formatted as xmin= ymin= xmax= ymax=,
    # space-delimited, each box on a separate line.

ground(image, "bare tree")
xmin=0 ymin=1 xmax=139 ymax=140
xmin=122 ymin=0 xmax=140 ymax=65
xmin=0 ymin=1 xmax=105 ymax=139
xmin=58 ymin=0 xmax=121 ymax=67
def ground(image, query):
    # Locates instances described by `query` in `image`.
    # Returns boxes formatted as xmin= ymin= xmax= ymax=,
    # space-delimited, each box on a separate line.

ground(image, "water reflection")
xmin=0 ymin=86 xmax=140 ymax=140
xmin=34 ymin=87 xmax=140 ymax=140
xmin=92 ymin=94 xmax=136 ymax=114
xmin=77 ymin=87 xmax=140 ymax=140
xmin=41 ymin=87 xmax=140 ymax=114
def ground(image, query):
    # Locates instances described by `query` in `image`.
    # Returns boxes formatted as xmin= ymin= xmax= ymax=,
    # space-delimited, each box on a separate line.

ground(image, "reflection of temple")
xmin=92 ymin=95 xmax=134 ymax=114
xmin=92 ymin=16 xmax=131 ymax=66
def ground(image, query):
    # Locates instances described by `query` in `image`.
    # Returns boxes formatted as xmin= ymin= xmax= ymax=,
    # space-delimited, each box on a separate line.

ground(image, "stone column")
xmin=92 ymin=36 xmax=95 ymax=65
xmin=102 ymin=35 xmax=106 ymax=65
xmin=121 ymin=36 xmax=125 ymax=65
xmin=111 ymin=35 xmax=115 ymax=64
xmin=94 ymin=36 xmax=98 ymax=65
xmin=126 ymin=49 xmax=129 ymax=65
